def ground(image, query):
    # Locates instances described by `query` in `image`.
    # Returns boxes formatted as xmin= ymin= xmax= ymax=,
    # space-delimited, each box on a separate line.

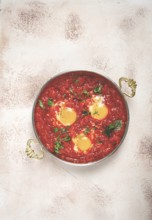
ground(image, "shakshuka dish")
xmin=33 ymin=71 xmax=128 ymax=164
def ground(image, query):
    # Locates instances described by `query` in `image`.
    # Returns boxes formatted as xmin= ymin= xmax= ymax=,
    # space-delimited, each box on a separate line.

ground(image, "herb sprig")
xmin=54 ymin=141 xmax=63 ymax=153
xmin=103 ymin=120 xmax=122 ymax=137
xmin=94 ymin=85 xmax=102 ymax=94
xmin=62 ymin=135 xmax=71 ymax=142
xmin=53 ymin=127 xmax=71 ymax=153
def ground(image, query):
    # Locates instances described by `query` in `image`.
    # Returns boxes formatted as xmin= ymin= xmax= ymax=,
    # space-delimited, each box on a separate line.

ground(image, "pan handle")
xmin=25 ymin=139 xmax=44 ymax=159
xmin=119 ymin=77 xmax=137 ymax=97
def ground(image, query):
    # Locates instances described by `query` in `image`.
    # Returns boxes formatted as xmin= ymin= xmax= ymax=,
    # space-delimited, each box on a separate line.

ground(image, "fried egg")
xmin=56 ymin=102 xmax=77 ymax=126
xmin=73 ymin=133 xmax=92 ymax=152
xmin=89 ymin=95 xmax=108 ymax=120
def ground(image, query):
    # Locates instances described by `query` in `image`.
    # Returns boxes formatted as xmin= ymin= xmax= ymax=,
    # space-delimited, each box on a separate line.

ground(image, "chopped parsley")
xmin=54 ymin=141 xmax=63 ymax=154
xmin=93 ymin=110 xmax=99 ymax=115
xmin=38 ymin=99 xmax=45 ymax=109
xmin=94 ymin=85 xmax=102 ymax=94
xmin=103 ymin=120 xmax=122 ymax=137
xmin=75 ymin=79 xmax=79 ymax=83
xmin=83 ymin=90 xmax=89 ymax=96
xmin=48 ymin=98 xmax=54 ymax=106
xmin=54 ymin=128 xmax=59 ymax=132
xmin=62 ymin=135 xmax=71 ymax=142
xmin=84 ymin=127 xmax=90 ymax=135
xmin=53 ymin=126 xmax=71 ymax=152
xmin=82 ymin=110 xmax=90 ymax=116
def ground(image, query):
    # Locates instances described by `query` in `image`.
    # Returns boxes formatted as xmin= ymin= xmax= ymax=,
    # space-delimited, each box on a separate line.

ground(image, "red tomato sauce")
xmin=34 ymin=71 xmax=128 ymax=164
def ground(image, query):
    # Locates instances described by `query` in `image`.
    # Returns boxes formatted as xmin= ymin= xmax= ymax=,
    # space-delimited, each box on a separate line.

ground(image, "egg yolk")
xmin=90 ymin=103 xmax=108 ymax=120
xmin=89 ymin=96 xmax=108 ymax=120
xmin=73 ymin=134 xmax=92 ymax=152
xmin=57 ymin=107 xmax=77 ymax=126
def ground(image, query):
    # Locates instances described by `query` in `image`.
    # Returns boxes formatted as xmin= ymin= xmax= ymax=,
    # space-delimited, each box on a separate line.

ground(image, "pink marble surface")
xmin=0 ymin=0 xmax=152 ymax=219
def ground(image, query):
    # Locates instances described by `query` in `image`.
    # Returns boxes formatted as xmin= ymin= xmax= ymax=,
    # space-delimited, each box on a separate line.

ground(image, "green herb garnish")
xmin=63 ymin=94 xmax=67 ymax=98
xmin=62 ymin=135 xmax=71 ymax=142
xmin=48 ymin=98 xmax=54 ymax=106
xmin=93 ymin=110 xmax=98 ymax=115
xmin=94 ymin=85 xmax=102 ymax=94
xmin=103 ymin=120 xmax=122 ymax=137
xmin=84 ymin=128 xmax=90 ymax=135
xmin=38 ymin=99 xmax=45 ymax=109
xmin=54 ymin=141 xmax=63 ymax=154
xmin=54 ymin=127 xmax=71 ymax=153
xmin=82 ymin=110 xmax=90 ymax=116
xmin=114 ymin=120 xmax=122 ymax=130
xmin=75 ymin=79 xmax=79 ymax=83
xmin=83 ymin=90 xmax=89 ymax=96
xmin=54 ymin=128 xmax=59 ymax=132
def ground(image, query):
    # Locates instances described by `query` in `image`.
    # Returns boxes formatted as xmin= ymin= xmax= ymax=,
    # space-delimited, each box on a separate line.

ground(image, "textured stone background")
xmin=0 ymin=0 xmax=152 ymax=219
